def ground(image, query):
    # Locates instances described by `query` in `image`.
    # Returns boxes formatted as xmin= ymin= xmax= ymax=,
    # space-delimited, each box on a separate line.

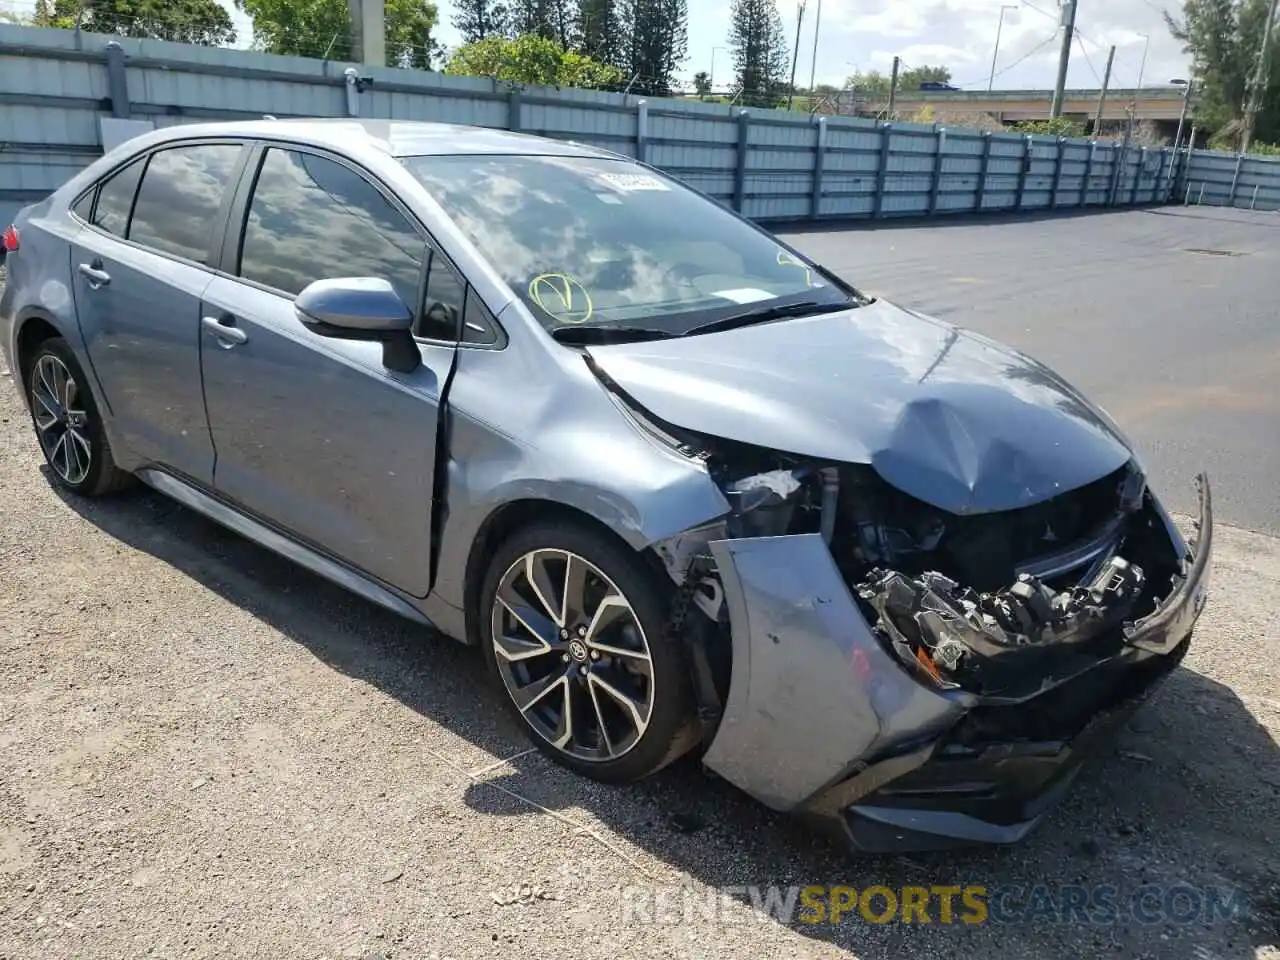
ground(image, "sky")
xmin=430 ymin=0 xmax=1193 ymax=92
xmin=2 ymin=0 xmax=1193 ymax=93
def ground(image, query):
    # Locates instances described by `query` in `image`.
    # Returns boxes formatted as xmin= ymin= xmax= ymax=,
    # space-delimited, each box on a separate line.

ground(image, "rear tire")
xmin=23 ymin=337 xmax=133 ymax=497
xmin=479 ymin=521 xmax=699 ymax=783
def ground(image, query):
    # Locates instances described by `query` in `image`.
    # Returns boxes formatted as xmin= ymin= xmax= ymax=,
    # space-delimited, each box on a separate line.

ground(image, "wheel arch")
xmin=461 ymin=497 xmax=671 ymax=647
xmin=14 ymin=311 xmax=67 ymax=391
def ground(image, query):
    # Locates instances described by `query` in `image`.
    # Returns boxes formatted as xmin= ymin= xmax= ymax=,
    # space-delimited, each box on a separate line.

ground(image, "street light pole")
xmin=1167 ymin=78 xmax=1193 ymax=182
xmin=989 ymin=5 xmax=1018 ymax=92
xmin=710 ymin=45 xmax=728 ymax=91
xmin=1136 ymin=33 xmax=1149 ymax=88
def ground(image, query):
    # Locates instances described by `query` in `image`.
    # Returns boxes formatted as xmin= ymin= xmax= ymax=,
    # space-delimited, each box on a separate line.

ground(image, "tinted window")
xmin=90 ymin=157 xmax=145 ymax=237
xmin=416 ymin=252 xmax=465 ymax=341
xmin=401 ymin=154 xmax=852 ymax=337
xmin=461 ymin=286 xmax=500 ymax=346
xmin=129 ymin=144 xmax=242 ymax=263
xmin=238 ymin=148 xmax=422 ymax=307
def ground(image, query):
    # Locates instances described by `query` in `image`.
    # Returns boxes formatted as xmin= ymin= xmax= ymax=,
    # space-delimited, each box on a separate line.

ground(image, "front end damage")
xmin=656 ymin=445 xmax=1213 ymax=853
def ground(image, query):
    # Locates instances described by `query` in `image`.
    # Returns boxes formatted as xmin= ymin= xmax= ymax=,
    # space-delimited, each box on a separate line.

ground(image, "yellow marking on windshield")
xmin=776 ymin=249 xmax=813 ymax=288
xmin=530 ymin=273 xmax=594 ymax=324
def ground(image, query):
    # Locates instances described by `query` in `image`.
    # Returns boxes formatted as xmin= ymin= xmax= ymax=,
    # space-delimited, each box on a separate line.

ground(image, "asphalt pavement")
xmin=780 ymin=205 xmax=1280 ymax=537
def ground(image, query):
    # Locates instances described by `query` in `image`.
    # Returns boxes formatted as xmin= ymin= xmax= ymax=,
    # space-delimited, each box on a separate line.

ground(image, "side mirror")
xmin=295 ymin=277 xmax=420 ymax=373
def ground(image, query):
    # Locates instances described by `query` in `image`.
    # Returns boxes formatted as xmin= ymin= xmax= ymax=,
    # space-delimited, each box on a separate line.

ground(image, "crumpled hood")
xmin=586 ymin=300 xmax=1134 ymax=514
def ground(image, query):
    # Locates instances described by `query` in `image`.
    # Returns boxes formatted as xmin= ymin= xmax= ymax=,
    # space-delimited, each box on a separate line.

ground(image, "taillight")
xmin=1 ymin=225 xmax=17 ymax=253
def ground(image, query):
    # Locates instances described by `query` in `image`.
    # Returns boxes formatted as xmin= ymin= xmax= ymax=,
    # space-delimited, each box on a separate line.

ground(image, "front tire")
xmin=479 ymin=522 xmax=699 ymax=783
xmin=24 ymin=337 xmax=133 ymax=497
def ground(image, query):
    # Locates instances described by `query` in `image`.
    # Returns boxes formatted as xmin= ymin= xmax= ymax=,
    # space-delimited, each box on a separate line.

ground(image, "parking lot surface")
xmin=781 ymin=206 xmax=1280 ymax=536
xmin=2 ymin=207 xmax=1279 ymax=959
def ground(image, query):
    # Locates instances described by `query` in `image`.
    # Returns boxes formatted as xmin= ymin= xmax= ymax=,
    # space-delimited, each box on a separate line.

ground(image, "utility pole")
xmin=1050 ymin=0 xmax=1078 ymax=117
xmin=1241 ymin=0 xmax=1279 ymax=154
xmin=807 ymin=0 xmax=823 ymax=95
xmin=1092 ymin=45 xmax=1115 ymax=135
xmin=346 ymin=0 xmax=385 ymax=65
xmin=887 ymin=55 xmax=900 ymax=116
xmin=787 ymin=1 xmax=807 ymax=110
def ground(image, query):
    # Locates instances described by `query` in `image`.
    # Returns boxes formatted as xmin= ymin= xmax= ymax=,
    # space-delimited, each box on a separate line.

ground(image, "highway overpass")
xmin=854 ymin=87 xmax=1188 ymax=127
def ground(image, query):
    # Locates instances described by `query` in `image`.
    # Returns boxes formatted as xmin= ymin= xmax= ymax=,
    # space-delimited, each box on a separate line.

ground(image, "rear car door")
xmin=69 ymin=141 xmax=247 ymax=484
xmin=199 ymin=144 xmax=459 ymax=597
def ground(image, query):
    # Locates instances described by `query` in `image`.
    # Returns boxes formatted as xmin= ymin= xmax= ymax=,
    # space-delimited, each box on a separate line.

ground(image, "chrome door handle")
xmin=202 ymin=315 xmax=248 ymax=346
xmin=77 ymin=262 xmax=111 ymax=288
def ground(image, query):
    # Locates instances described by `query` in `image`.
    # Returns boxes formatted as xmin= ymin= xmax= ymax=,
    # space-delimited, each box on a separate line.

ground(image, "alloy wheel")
xmin=490 ymin=549 xmax=656 ymax=762
xmin=30 ymin=354 xmax=92 ymax=486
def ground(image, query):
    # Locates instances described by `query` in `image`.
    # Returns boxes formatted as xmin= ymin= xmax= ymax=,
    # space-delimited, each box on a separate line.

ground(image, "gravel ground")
xmin=1 ymin=247 xmax=1279 ymax=958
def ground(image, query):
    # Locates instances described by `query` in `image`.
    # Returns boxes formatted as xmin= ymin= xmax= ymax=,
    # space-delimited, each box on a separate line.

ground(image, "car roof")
xmin=141 ymin=118 xmax=621 ymax=161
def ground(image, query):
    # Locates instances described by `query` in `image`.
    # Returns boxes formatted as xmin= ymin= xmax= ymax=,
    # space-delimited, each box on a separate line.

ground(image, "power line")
xmin=1074 ymin=29 xmax=1104 ymax=85
xmin=954 ymin=33 xmax=1059 ymax=88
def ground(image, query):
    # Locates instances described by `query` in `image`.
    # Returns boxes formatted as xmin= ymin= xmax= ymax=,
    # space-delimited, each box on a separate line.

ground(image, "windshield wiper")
xmin=550 ymin=324 xmax=677 ymax=345
xmin=681 ymin=299 xmax=854 ymax=337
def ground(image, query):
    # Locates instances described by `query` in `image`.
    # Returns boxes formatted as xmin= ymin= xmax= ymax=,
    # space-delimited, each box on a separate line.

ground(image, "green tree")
xmin=846 ymin=64 xmax=953 ymax=97
xmin=509 ymin=0 xmax=572 ymax=47
xmin=1166 ymin=0 xmax=1280 ymax=144
xmin=728 ymin=0 xmax=788 ymax=108
xmin=237 ymin=0 xmax=438 ymax=67
xmin=445 ymin=33 xmax=623 ymax=87
xmin=40 ymin=0 xmax=235 ymax=44
xmin=575 ymin=0 xmax=625 ymax=68
xmin=621 ymin=0 xmax=686 ymax=96
xmin=451 ymin=0 xmax=508 ymax=44
xmin=693 ymin=69 xmax=711 ymax=97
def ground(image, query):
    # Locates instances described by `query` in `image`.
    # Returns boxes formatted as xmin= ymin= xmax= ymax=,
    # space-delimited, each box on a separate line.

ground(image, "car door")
xmin=69 ymin=141 xmax=247 ymax=484
xmin=199 ymin=144 xmax=459 ymax=598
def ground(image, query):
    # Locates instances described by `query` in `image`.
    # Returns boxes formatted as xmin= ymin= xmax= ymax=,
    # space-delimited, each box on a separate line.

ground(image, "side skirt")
xmin=135 ymin=468 xmax=437 ymax=628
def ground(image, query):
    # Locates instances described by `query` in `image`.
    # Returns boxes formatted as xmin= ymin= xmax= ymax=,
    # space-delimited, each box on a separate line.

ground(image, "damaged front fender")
xmin=703 ymin=533 xmax=971 ymax=811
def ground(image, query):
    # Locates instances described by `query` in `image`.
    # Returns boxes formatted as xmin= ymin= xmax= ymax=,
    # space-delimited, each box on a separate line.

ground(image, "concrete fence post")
xmin=1136 ymin=146 xmax=1148 ymax=203
xmin=810 ymin=116 xmax=827 ymax=220
xmin=872 ymin=122 xmax=892 ymax=218
xmin=1154 ymin=147 xmax=1167 ymax=202
xmin=343 ymin=67 xmax=361 ymax=117
xmin=1050 ymin=136 xmax=1066 ymax=208
xmin=975 ymin=131 xmax=992 ymax=211
xmin=733 ymin=110 xmax=750 ymax=213
xmin=1015 ymin=135 xmax=1032 ymax=210
xmin=506 ymin=88 xmax=522 ymax=132
xmin=635 ymin=100 xmax=649 ymax=163
xmin=928 ymin=126 xmax=946 ymax=215
xmin=103 ymin=41 xmax=130 ymax=119
xmin=1228 ymin=153 xmax=1245 ymax=208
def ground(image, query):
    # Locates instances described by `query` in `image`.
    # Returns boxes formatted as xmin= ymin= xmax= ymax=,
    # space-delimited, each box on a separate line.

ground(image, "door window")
xmin=128 ymin=143 xmax=242 ymax=263
xmin=237 ymin=148 xmax=423 ymax=310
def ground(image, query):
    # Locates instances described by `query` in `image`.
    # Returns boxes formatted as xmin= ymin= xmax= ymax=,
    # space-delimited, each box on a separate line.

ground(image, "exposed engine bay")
xmin=669 ymin=434 xmax=1186 ymax=700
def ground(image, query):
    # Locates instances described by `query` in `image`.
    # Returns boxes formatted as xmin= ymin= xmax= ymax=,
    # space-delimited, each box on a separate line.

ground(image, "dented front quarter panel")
xmin=703 ymin=533 xmax=972 ymax=811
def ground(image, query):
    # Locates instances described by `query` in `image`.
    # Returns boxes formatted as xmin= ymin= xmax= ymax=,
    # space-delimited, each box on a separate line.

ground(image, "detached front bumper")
xmin=702 ymin=476 xmax=1212 ymax=853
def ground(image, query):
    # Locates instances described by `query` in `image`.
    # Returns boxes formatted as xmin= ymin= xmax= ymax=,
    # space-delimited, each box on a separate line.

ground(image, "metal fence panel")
xmin=5 ymin=22 xmax=1280 ymax=229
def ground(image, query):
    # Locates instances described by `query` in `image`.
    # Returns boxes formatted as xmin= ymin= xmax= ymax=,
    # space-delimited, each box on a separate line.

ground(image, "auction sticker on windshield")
xmin=598 ymin=173 xmax=670 ymax=192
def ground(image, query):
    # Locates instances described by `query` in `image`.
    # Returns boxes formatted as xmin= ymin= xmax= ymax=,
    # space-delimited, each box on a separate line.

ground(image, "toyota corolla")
xmin=0 ymin=119 xmax=1212 ymax=852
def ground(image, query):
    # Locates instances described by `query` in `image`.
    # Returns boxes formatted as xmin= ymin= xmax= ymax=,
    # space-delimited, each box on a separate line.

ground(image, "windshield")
xmin=399 ymin=154 xmax=853 ymax=337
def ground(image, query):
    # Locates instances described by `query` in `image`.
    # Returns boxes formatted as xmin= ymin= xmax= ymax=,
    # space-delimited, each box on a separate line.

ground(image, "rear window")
xmin=128 ymin=143 xmax=242 ymax=263
xmin=89 ymin=157 xmax=146 ymax=237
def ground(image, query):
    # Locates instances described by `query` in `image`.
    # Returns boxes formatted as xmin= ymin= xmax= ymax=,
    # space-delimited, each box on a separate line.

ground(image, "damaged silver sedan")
xmin=2 ymin=120 xmax=1211 ymax=853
